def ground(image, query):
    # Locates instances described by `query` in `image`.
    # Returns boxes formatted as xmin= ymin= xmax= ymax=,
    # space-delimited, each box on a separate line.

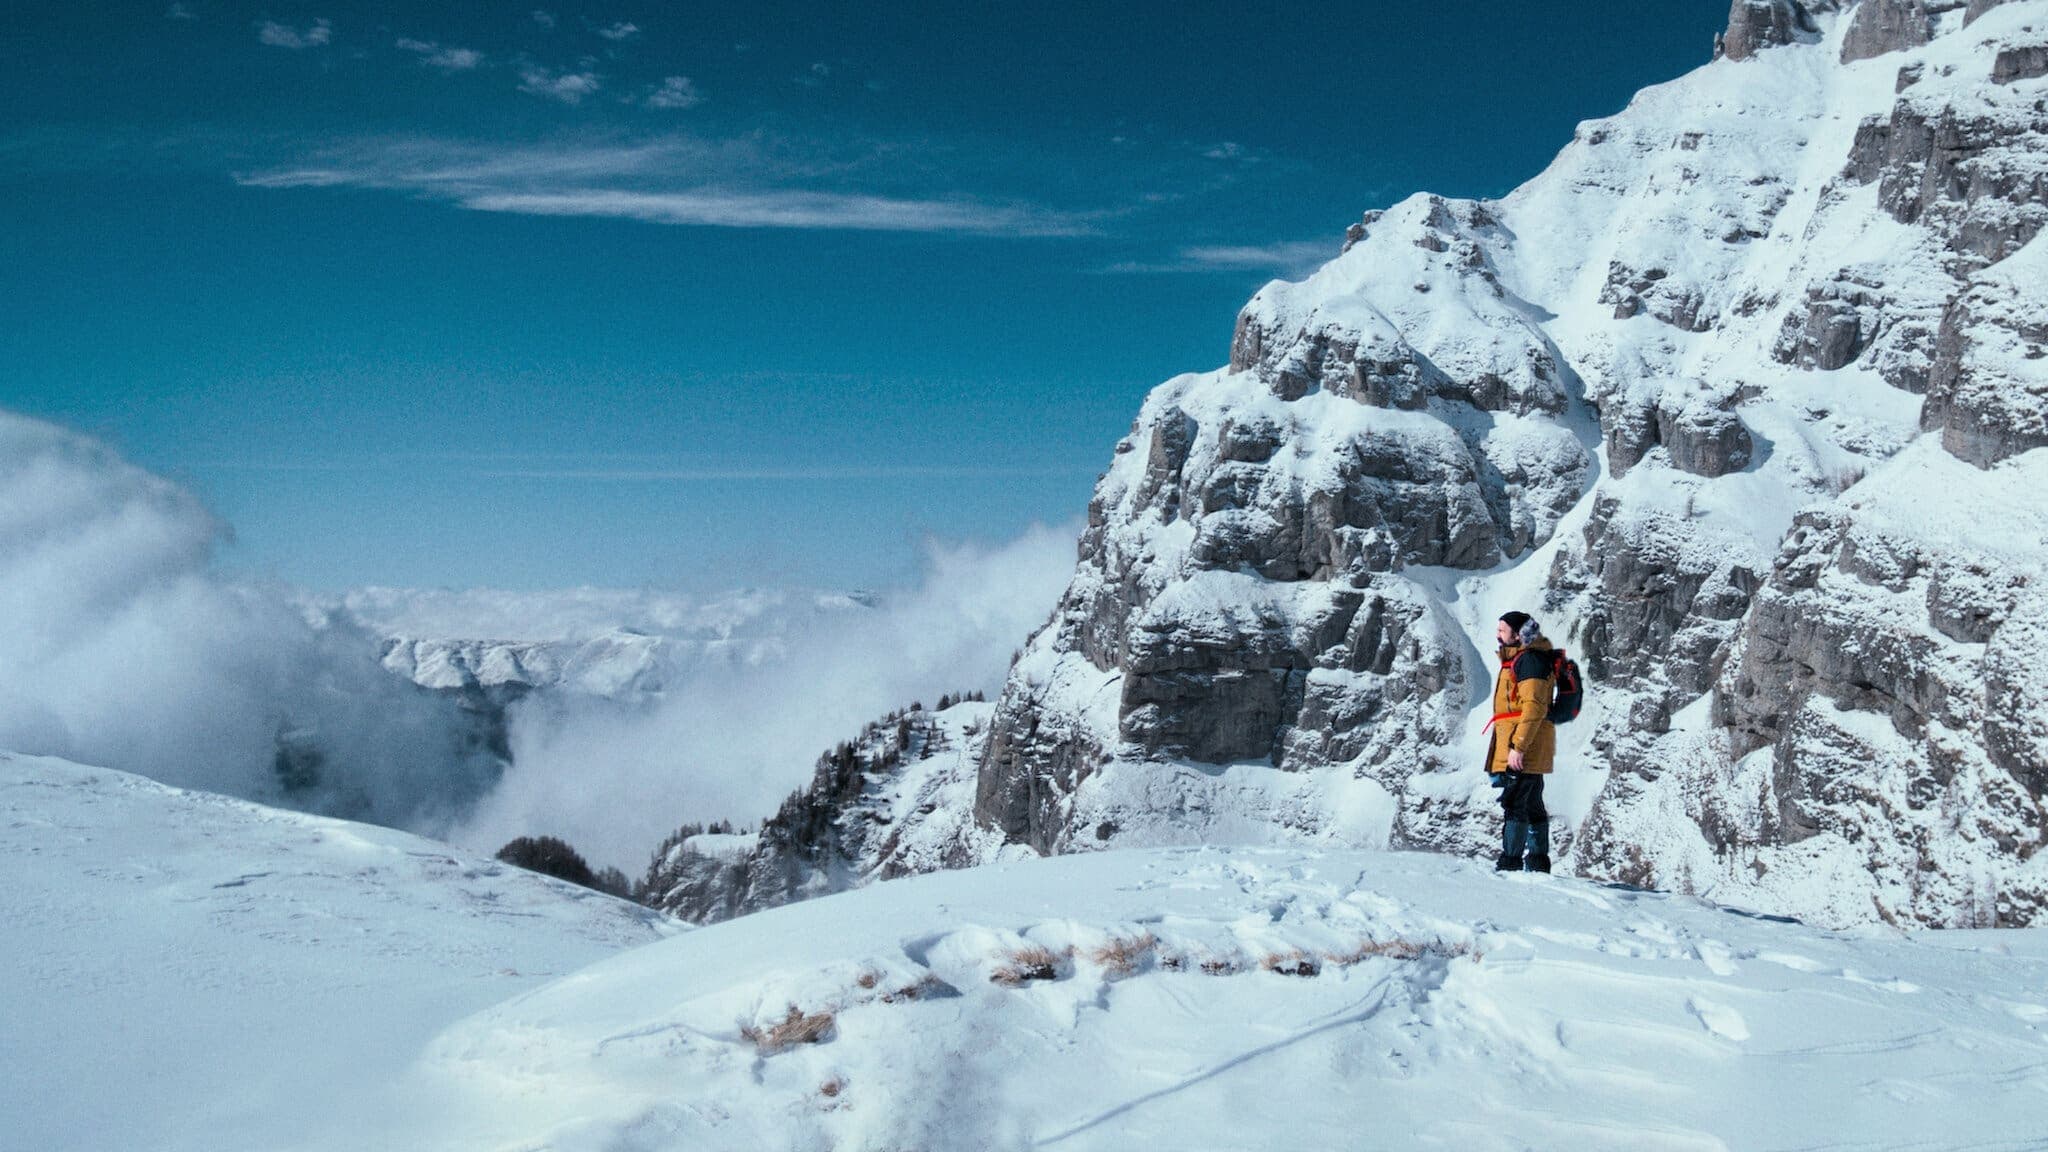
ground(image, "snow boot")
xmin=1524 ymin=820 xmax=1551 ymax=873
xmin=1496 ymin=820 xmax=1528 ymax=871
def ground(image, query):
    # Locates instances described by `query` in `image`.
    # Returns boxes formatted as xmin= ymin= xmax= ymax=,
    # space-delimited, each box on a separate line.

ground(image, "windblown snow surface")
xmin=404 ymin=847 xmax=2048 ymax=1151
xmin=8 ymin=754 xmax=2048 ymax=1149
xmin=0 ymin=753 xmax=674 ymax=1152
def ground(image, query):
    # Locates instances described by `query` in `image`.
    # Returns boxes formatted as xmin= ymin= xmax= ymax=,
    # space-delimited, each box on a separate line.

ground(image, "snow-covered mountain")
xmin=648 ymin=0 xmax=2048 ymax=930
xmin=331 ymin=585 xmax=882 ymax=702
xmin=0 ymin=751 xmax=672 ymax=1152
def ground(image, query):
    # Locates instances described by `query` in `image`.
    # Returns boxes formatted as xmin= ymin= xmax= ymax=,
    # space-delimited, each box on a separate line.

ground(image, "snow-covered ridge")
xmin=329 ymin=585 xmax=879 ymax=699
xmin=402 ymin=847 xmax=2048 ymax=1150
xmin=379 ymin=632 xmax=669 ymax=697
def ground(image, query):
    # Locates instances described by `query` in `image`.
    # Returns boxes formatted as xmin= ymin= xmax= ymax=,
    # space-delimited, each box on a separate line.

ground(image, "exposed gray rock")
xmin=1992 ymin=43 xmax=2048 ymax=83
xmin=1774 ymin=281 xmax=1878 ymax=369
xmin=1964 ymin=0 xmax=2012 ymax=25
xmin=1599 ymin=392 xmax=1662 ymax=477
xmin=1716 ymin=0 xmax=1822 ymax=61
xmin=1862 ymin=96 xmax=2048 ymax=267
xmin=1602 ymin=262 xmax=1715 ymax=331
xmin=1985 ymin=596 xmax=2048 ymax=796
xmin=1657 ymin=396 xmax=1756 ymax=478
xmin=1841 ymin=0 xmax=1932 ymax=64
xmin=1921 ymin=252 xmax=2048 ymax=467
xmin=1553 ymin=495 xmax=1763 ymax=704
xmin=1927 ymin=556 xmax=2027 ymax=642
xmin=1117 ymin=590 xmax=1354 ymax=764
xmin=645 ymin=702 xmax=999 ymax=922
xmin=976 ymin=688 xmax=1104 ymax=854
xmin=1843 ymin=115 xmax=1893 ymax=183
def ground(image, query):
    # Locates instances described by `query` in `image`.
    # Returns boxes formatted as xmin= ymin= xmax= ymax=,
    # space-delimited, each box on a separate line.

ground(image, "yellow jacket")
xmin=1485 ymin=638 xmax=1556 ymax=775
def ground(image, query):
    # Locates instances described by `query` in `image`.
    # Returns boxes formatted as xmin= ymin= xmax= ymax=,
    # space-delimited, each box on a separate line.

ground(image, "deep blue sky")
xmin=2 ymin=1 xmax=1723 ymax=591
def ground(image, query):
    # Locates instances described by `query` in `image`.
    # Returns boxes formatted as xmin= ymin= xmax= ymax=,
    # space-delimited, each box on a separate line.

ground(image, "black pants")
xmin=1499 ymin=772 xmax=1547 ymax=824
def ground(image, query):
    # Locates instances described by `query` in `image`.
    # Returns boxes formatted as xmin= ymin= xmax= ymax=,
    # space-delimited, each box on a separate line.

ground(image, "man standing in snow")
xmin=1486 ymin=611 xmax=1556 ymax=873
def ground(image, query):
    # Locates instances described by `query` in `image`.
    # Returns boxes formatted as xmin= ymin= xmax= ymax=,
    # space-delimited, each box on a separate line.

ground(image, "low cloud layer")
xmin=0 ymin=407 xmax=1076 ymax=875
xmin=450 ymin=523 xmax=1077 ymax=872
xmin=0 ymin=411 xmax=500 ymax=830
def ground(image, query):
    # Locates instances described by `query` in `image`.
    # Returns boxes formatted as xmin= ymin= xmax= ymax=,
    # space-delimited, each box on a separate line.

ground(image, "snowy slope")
xmin=402 ymin=847 xmax=2048 ymax=1151
xmin=0 ymin=752 xmax=675 ymax=1152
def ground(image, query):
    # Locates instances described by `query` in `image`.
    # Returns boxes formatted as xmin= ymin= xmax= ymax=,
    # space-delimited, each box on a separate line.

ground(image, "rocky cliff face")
xmin=638 ymin=0 xmax=2048 ymax=930
xmin=640 ymin=700 xmax=1007 ymax=923
xmin=955 ymin=0 xmax=2048 ymax=929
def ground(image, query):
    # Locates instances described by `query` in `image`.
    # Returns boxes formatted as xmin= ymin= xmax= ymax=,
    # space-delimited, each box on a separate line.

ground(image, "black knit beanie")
xmin=1499 ymin=611 xmax=1532 ymax=634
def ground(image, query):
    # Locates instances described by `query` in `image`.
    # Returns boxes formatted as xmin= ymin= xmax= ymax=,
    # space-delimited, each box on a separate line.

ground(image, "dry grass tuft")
xmin=1260 ymin=949 xmax=1321 ymax=977
xmin=855 ymin=969 xmax=880 ymax=990
xmin=1325 ymin=937 xmax=1476 ymax=967
xmin=819 ymin=1076 xmax=845 ymax=1099
xmin=1088 ymin=932 xmax=1158 ymax=980
xmin=1197 ymin=954 xmax=1240 ymax=977
xmin=990 ymin=944 xmax=1065 ymax=987
xmin=879 ymin=973 xmax=954 ymax=1003
xmin=741 ymin=1005 xmax=836 ymax=1055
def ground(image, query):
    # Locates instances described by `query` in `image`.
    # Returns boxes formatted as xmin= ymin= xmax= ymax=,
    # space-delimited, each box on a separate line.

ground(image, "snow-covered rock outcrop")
xmin=639 ymin=699 xmax=1013 ymax=923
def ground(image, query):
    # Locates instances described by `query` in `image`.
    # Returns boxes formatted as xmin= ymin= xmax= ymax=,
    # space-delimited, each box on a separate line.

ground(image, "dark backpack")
xmin=1508 ymin=647 xmax=1584 ymax=725
xmin=1546 ymin=649 xmax=1583 ymax=724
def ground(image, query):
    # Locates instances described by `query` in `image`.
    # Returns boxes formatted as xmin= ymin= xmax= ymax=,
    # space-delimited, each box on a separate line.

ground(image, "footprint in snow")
xmin=1687 ymin=996 xmax=1750 ymax=1042
xmin=1693 ymin=940 xmax=1739 ymax=977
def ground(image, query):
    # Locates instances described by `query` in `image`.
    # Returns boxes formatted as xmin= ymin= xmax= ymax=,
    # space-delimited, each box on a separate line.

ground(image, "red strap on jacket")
xmin=1485 ymin=651 xmax=1524 ymax=732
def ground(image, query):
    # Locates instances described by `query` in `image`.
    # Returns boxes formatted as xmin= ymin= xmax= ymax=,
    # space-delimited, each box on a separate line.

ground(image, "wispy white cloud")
xmin=236 ymin=136 xmax=1101 ymax=237
xmin=596 ymin=21 xmax=639 ymax=41
xmin=1097 ymin=238 xmax=1334 ymax=276
xmin=258 ymin=17 xmax=331 ymax=49
xmin=463 ymin=188 xmax=1088 ymax=235
xmin=644 ymin=76 xmax=702 ymax=110
xmin=531 ymin=9 xmax=556 ymax=29
xmin=796 ymin=61 xmax=831 ymax=86
xmin=517 ymin=63 xmax=601 ymax=104
xmin=430 ymin=47 xmax=483 ymax=71
xmin=473 ymin=464 xmax=1093 ymax=481
xmin=166 ymin=3 xmax=196 ymax=20
xmin=398 ymin=38 xmax=484 ymax=71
